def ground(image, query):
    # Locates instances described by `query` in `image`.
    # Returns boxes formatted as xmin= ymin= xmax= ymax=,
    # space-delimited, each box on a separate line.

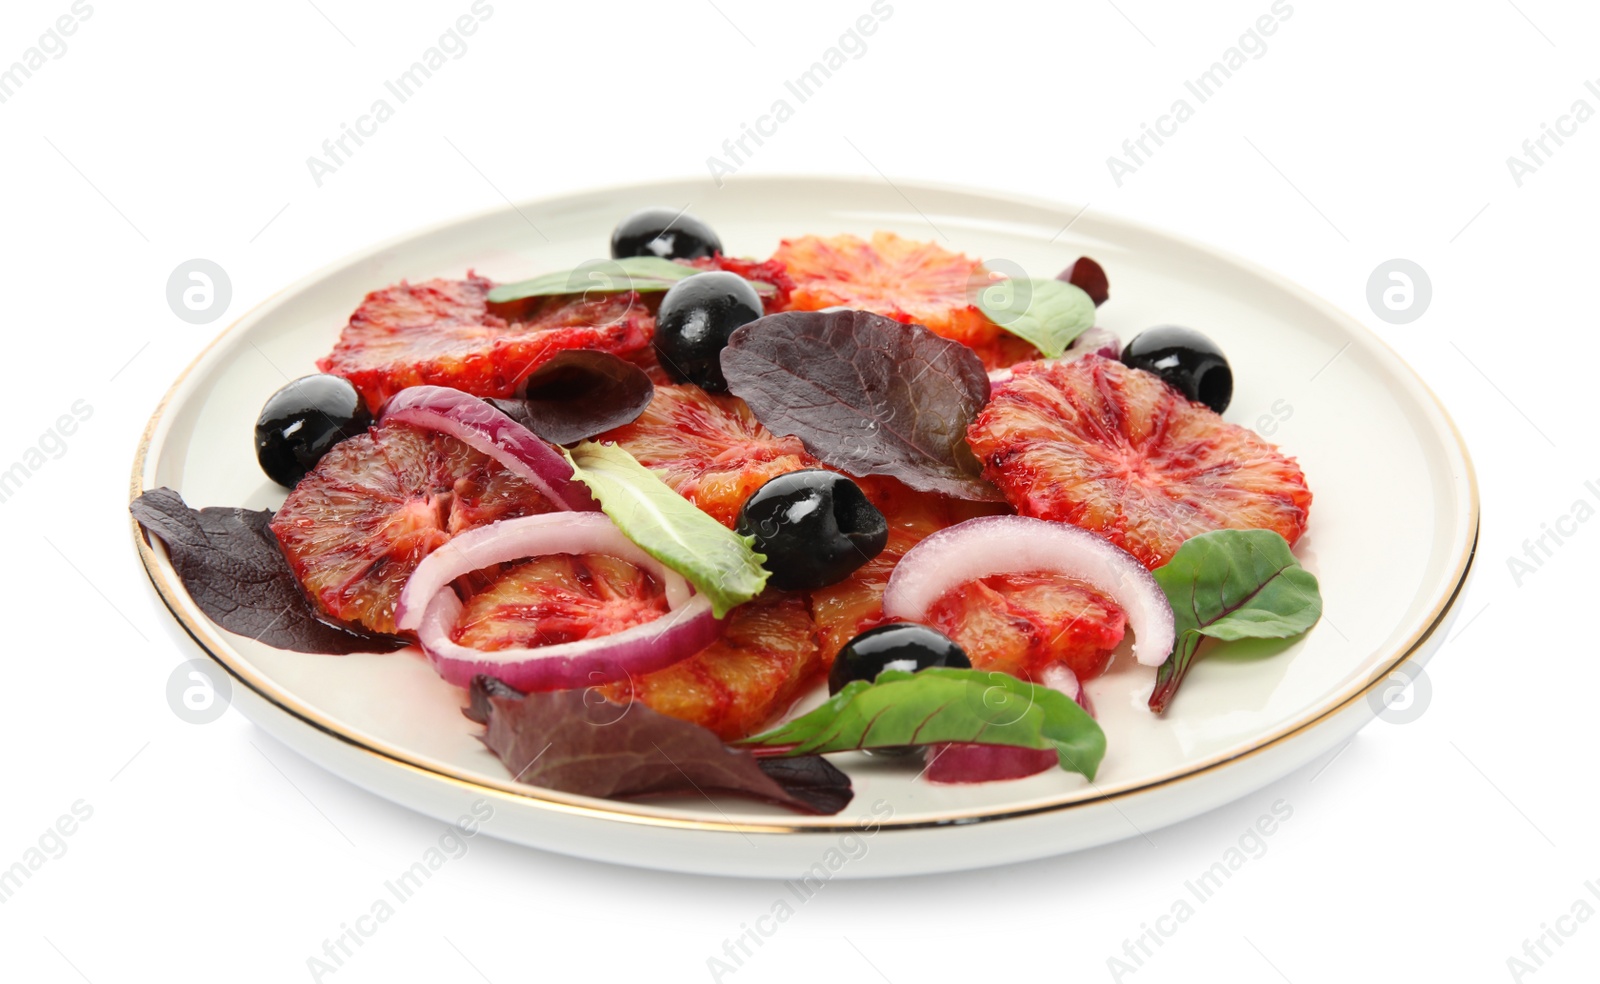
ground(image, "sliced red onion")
xmin=381 ymin=385 xmax=596 ymax=511
xmin=922 ymin=663 xmax=1090 ymax=784
xmin=988 ymin=327 xmax=1121 ymax=385
xmin=924 ymin=743 xmax=1058 ymax=784
xmin=395 ymin=513 xmax=722 ymax=691
xmin=1038 ymin=663 xmax=1080 ymax=700
xmin=1039 ymin=663 xmax=1094 ymax=718
xmin=1071 ymin=326 xmax=1122 ymax=361
xmin=884 ymin=515 xmax=1175 ymax=667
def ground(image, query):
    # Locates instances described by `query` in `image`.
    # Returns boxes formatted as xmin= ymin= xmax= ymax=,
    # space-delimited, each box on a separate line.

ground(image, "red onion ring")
xmin=923 ymin=743 xmax=1058 ymax=784
xmin=395 ymin=513 xmax=722 ymax=691
xmin=1041 ymin=663 xmax=1094 ymax=718
xmin=883 ymin=515 xmax=1175 ymax=667
xmin=381 ymin=385 xmax=596 ymax=511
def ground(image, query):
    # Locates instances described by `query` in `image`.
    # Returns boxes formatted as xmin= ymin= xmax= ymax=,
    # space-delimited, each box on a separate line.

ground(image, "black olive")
xmin=254 ymin=374 xmax=371 ymax=488
xmin=652 ymin=271 xmax=763 ymax=393
xmin=610 ymin=207 xmax=722 ymax=261
xmin=736 ymin=470 xmax=888 ymax=591
xmin=1121 ymin=325 xmax=1233 ymax=413
xmin=827 ymin=623 xmax=971 ymax=695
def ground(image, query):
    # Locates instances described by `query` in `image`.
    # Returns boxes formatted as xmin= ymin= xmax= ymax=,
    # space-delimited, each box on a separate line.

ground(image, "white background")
xmin=0 ymin=0 xmax=1591 ymax=981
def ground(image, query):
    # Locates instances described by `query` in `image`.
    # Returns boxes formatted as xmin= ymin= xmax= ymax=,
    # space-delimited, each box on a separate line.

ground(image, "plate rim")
xmin=128 ymin=174 xmax=1481 ymax=835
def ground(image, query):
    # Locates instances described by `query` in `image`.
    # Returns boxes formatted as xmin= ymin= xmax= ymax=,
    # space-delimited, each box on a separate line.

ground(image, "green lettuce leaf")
xmin=975 ymin=277 xmax=1096 ymax=358
xmin=1149 ymin=529 xmax=1323 ymax=713
xmin=738 ymin=667 xmax=1106 ymax=780
xmin=488 ymin=257 xmax=774 ymax=304
xmin=563 ymin=441 xmax=768 ymax=617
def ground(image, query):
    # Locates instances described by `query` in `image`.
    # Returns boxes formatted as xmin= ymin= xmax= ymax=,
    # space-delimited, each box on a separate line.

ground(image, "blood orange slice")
xmin=771 ymin=231 xmax=1039 ymax=369
xmin=450 ymin=554 xmax=672 ymax=652
xmin=968 ymin=356 xmax=1312 ymax=569
xmin=318 ymin=274 xmax=653 ymax=413
xmin=596 ymin=383 xmax=817 ymax=528
xmin=601 ymin=591 xmax=821 ymax=740
xmin=923 ymin=572 xmax=1126 ymax=683
xmin=452 ymin=553 xmax=819 ymax=740
xmin=270 ymin=420 xmax=558 ymax=635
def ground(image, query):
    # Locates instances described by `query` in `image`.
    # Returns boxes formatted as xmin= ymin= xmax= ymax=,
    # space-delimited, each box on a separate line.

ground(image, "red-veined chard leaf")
xmin=1148 ymin=529 xmax=1323 ymax=714
xmin=738 ymin=667 xmax=1106 ymax=780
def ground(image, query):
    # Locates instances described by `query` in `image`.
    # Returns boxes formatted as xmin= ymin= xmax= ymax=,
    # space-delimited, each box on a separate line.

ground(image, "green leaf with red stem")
xmin=1148 ymin=529 xmax=1322 ymax=714
xmin=738 ymin=667 xmax=1105 ymax=780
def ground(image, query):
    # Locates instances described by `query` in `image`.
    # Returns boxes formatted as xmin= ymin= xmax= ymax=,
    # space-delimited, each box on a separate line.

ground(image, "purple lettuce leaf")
xmin=473 ymin=678 xmax=852 ymax=815
xmin=485 ymin=350 xmax=654 ymax=446
xmin=720 ymin=310 xmax=1000 ymax=501
xmin=131 ymin=488 xmax=404 ymax=655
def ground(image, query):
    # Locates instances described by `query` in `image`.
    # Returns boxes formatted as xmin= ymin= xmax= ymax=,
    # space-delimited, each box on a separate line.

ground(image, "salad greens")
xmin=474 ymin=680 xmax=853 ymax=815
xmin=740 ymin=667 xmax=1107 ymax=780
xmin=1149 ymin=529 xmax=1323 ymax=713
xmin=485 ymin=350 xmax=652 ymax=446
xmin=721 ymin=310 xmax=999 ymax=501
xmin=130 ymin=488 xmax=403 ymax=655
xmin=974 ymin=277 xmax=1096 ymax=359
xmin=487 ymin=256 xmax=774 ymax=305
xmin=563 ymin=441 xmax=769 ymax=617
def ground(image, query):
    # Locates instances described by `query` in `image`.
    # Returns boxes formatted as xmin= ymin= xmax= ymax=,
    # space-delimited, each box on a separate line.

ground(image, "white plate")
xmin=132 ymin=177 xmax=1477 ymax=878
